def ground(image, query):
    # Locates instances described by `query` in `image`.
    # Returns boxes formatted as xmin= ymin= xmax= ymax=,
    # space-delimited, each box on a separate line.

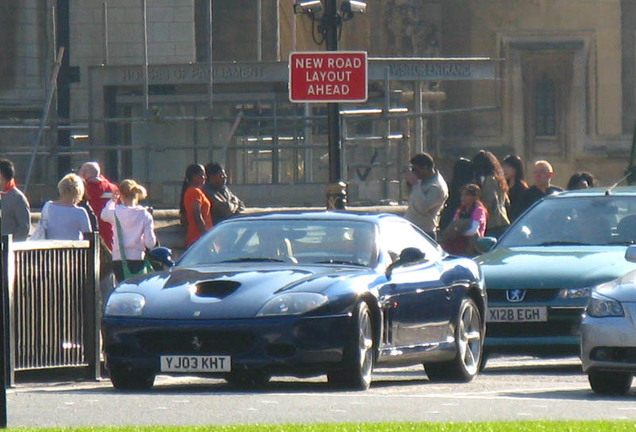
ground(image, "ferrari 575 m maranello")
xmin=102 ymin=211 xmax=486 ymax=390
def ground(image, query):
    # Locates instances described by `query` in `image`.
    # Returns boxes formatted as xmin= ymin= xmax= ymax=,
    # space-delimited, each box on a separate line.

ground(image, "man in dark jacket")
xmin=203 ymin=162 xmax=246 ymax=225
xmin=517 ymin=160 xmax=563 ymax=214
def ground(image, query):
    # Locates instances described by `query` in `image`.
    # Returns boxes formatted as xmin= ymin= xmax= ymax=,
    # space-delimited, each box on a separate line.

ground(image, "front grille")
xmin=487 ymin=321 xmax=578 ymax=338
xmin=137 ymin=330 xmax=256 ymax=355
xmin=487 ymin=309 xmax=582 ymax=338
xmin=487 ymin=288 xmax=560 ymax=303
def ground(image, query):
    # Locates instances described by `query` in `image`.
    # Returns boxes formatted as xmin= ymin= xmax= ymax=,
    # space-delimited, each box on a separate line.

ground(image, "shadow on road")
xmin=483 ymin=362 xmax=583 ymax=376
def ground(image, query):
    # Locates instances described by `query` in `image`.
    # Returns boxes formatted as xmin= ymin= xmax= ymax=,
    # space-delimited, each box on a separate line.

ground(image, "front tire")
xmin=328 ymin=301 xmax=374 ymax=390
xmin=479 ymin=348 xmax=490 ymax=372
xmin=425 ymin=297 xmax=483 ymax=382
xmin=588 ymin=370 xmax=633 ymax=395
xmin=109 ymin=367 xmax=155 ymax=391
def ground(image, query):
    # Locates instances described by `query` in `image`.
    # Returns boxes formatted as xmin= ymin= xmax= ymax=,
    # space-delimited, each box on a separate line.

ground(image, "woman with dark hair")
xmin=180 ymin=164 xmax=213 ymax=247
xmin=439 ymin=183 xmax=488 ymax=256
xmin=472 ymin=150 xmax=510 ymax=238
xmin=439 ymin=157 xmax=474 ymax=231
xmin=567 ymin=171 xmax=596 ymax=190
xmin=502 ymin=154 xmax=529 ymax=222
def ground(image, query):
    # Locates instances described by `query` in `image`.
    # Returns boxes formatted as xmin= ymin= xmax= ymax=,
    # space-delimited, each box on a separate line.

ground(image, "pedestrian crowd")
xmin=404 ymin=151 xmax=593 ymax=257
xmin=0 ymin=151 xmax=594 ymax=274
xmin=0 ymin=157 xmax=245 ymax=288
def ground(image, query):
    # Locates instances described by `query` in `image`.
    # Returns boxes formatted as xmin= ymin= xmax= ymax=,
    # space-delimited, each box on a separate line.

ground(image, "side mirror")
xmin=147 ymin=246 xmax=175 ymax=269
xmin=386 ymin=247 xmax=425 ymax=279
xmin=399 ymin=247 xmax=425 ymax=262
xmin=475 ymin=237 xmax=497 ymax=253
xmin=625 ymin=245 xmax=636 ymax=263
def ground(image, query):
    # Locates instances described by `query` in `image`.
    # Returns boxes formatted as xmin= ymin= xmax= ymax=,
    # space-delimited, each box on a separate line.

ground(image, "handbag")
xmin=29 ymin=202 xmax=50 ymax=240
xmin=114 ymin=213 xmax=154 ymax=280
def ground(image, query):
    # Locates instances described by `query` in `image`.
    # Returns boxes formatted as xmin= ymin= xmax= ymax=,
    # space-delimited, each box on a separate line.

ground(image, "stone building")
xmin=0 ymin=1 xmax=633 ymax=207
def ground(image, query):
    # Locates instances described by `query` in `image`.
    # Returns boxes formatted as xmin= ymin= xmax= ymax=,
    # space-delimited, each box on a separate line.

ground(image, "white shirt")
xmin=101 ymin=201 xmax=157 ymax=260
xmin=405 ymin=171 xmax=449 ymax=233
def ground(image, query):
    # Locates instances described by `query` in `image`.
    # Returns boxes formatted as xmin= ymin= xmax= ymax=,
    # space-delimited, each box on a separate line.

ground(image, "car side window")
xmin=380 ymin=220 xmax=442 ymax=262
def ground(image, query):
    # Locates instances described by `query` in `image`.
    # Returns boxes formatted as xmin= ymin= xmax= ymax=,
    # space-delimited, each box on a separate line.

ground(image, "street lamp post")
xmin=323 ymin=0 xmax=345 ymax=208
xmin=293 ymin=1 xmax=367 ymax=209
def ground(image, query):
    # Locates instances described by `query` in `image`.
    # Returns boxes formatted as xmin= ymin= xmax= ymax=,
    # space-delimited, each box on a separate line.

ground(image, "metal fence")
xmin=1 ymin=233 xmax=101 ymax=386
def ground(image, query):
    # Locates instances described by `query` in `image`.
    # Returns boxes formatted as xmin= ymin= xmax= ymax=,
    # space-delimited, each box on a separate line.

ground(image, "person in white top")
xmin=100 ymin=179 xmax=157 ymax=283
xmin=404 ymin=153 xmax=449 ymax=240
xmin=37 ymin=173 xmax=92 ymax=240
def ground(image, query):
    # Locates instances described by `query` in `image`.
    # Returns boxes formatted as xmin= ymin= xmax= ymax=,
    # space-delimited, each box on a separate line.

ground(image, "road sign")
xmin=289 ymin=51 xmax=368 ymax=103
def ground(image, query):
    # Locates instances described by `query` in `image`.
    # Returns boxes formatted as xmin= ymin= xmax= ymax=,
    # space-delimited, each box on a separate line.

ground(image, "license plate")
xmin=160 ymin=355 xmax=231 ymax=372
xmin=487 ymin=307 xmax=548 ymax=322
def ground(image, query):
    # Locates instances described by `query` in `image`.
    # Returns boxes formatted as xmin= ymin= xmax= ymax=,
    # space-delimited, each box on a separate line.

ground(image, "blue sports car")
xmin=103 ymin=211 xmax=486 ymax=390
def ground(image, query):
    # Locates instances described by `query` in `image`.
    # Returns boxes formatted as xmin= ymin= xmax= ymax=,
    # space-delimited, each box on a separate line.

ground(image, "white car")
xmin=580 ymin=245 xmax=636 ymax=395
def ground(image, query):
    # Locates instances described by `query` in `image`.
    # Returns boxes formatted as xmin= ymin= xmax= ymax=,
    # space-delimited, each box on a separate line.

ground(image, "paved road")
xmin=7 ymin=356 xmax=636 ymax=427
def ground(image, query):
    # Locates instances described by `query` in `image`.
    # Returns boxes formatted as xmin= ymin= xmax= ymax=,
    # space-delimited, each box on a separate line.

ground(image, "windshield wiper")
xmin=538 ymin=241 xmax=590 ymax=246
xmin=220 ymin=257 xmax=286 ymax=263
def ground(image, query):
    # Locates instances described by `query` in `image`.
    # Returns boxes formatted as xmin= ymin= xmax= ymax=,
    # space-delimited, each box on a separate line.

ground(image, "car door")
xmin=378 ymin=220 xmax=454 ymax=350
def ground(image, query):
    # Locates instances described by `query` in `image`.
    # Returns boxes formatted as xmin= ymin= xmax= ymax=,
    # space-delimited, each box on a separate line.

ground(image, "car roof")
xmin=226 ymin=210 xmax=403 ymax=224
xmin=547 ymin=186 xmax=636 ymax=198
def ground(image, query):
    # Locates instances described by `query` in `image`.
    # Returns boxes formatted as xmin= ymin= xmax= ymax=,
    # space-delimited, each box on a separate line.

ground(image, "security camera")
xmin=340 ymin=0 xmax=367 ymax=15
xmin=293 ymin=0 xmax=323 ymax=15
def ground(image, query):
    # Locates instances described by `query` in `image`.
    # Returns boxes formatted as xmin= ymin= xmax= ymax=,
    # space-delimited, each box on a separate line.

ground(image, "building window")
xmin=195 ymin=0 xmax=210 ymax=62
xmin=535 ymin=74 xmax=557 ymax=136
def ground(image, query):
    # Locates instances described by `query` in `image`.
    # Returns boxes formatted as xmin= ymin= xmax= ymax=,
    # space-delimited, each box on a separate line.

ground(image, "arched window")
xmin=535 ymin=74 xmax=557 ymax=136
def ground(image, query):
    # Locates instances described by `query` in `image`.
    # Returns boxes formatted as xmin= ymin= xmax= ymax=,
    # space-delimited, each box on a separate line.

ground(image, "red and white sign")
xmin=289 ymin=51 xmax=368 ymax=103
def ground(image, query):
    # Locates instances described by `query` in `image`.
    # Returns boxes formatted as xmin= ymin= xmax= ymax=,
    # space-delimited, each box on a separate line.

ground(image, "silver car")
xmin=580 ymin=245 xmax=636 ymax=395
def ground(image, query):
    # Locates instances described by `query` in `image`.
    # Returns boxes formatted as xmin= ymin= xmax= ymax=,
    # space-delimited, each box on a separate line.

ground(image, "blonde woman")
xmin=100 ymin=179 xmax=157 ymax=283
xmin=38 ymin=173 xmax=92 ymax=240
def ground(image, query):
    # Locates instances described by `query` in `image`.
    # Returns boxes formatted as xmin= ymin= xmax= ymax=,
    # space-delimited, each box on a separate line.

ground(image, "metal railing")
xmin=1 ymin=233 xmax=101 ymax=386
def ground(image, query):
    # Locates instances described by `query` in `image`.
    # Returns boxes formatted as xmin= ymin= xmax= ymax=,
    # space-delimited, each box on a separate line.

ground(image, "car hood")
xmin=113 ymin=264 xmax=368 ymax=319
xmin=477 ymin=246 xmax=636 ymax=290
xmin=595 ymin=269 xmax=636 ymax=303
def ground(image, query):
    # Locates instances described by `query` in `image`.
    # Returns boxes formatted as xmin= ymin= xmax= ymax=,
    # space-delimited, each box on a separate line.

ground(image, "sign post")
xmin=289 ymin=50 xmax=368 ymax=209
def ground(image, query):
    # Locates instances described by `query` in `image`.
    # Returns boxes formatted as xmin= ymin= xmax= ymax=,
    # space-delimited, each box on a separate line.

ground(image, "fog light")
xmin=591 ymin=347 xmax=609 ymax=361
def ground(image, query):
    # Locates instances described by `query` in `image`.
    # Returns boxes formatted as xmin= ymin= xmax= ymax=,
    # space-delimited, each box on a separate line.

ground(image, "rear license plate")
xmin=487 ymin=307 xmax=548 ymax=322
xmin=160 ymin=355 xmax=231 ymax=372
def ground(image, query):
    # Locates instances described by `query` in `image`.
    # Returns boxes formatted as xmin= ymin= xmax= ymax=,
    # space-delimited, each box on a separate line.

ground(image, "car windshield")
xmin=177 ymin=218 xmax=378 ymax=267
xmin=496 ymin=195 xmax=636 ymax=248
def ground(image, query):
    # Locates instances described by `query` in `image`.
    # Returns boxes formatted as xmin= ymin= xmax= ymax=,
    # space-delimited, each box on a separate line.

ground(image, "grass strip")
xmin=10 ymin=421 xmax=636 ymax=432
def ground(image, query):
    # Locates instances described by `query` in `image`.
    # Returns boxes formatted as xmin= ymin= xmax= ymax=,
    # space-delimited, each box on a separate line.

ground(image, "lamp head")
xmin=340 ymin=0 xmax=366 ymax=20
xmin=293 ymin=0 xmax=323 ymax=16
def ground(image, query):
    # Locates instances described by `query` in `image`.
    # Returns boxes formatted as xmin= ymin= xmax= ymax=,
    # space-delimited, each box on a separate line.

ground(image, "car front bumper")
xmin=103 ymin=313 xmax=352 ymax=376
xmin=485 ymin=301 xmax=585 ymax=354
xmin=580 ymin=306 xmax=636 ymax=374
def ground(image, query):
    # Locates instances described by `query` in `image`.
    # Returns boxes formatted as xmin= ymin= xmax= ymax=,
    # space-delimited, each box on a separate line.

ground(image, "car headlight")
xmin=257 ymin=293 xmax=328 ymax=316
xmin=104 ymin=293 xmax=146 ymax=317
xmin=586 ymin=293 xmax=624 ymax=318
xmin=558 ymin=287 xmax=590 ymax=299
